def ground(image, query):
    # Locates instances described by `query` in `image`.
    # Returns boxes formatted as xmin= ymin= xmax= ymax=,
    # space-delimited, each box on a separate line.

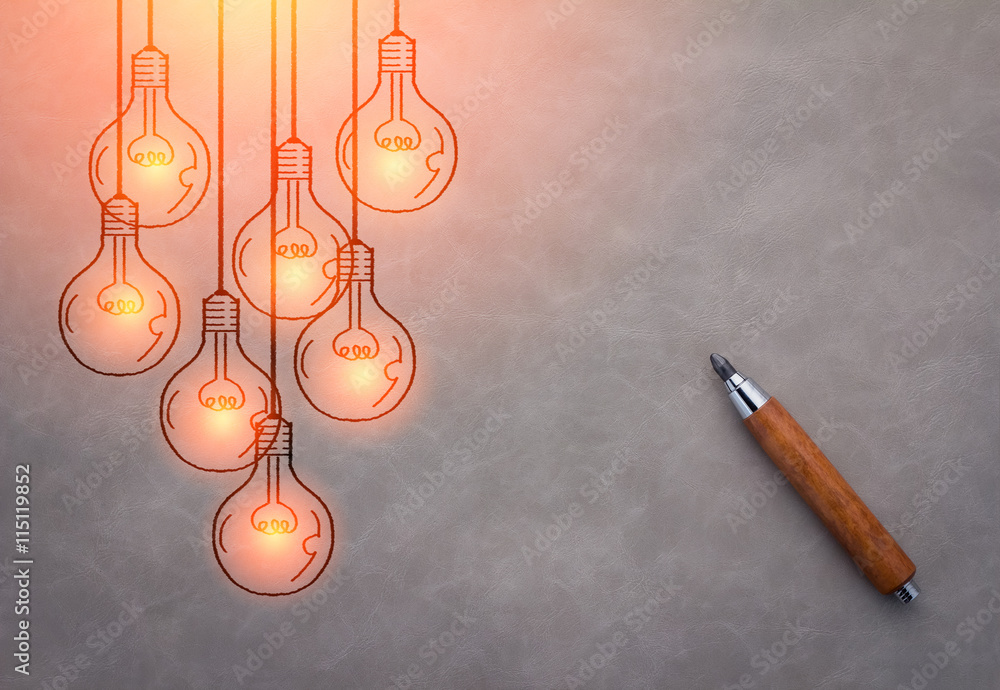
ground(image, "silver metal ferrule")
xmin=725 ymin=373 xmax=771 ymax=420
xmin=894 ymin=580 xmax=919 ymax=604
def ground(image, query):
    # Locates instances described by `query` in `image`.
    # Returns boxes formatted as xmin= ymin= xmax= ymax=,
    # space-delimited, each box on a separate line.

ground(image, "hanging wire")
xmin=290 ymin=0 xmax=297 ymax=140
xmin=352 ymin=0 xmax=359 ymax=242
xmin=116 ymin=0 xmax=123 ymax=195
xmin=269 ymin=0 xmax=279 ymax=410
xmin=394 ymin=0 xmax=400 ymax=31
xmin=217 ymin=0 xmax=225 ymax=291
xmin=147 ymin=0 xmax=154 ymax=45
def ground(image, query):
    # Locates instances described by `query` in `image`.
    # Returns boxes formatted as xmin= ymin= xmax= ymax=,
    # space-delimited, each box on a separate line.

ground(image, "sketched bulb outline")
xmin=294 ymin=240 xmax=415 ymax=422
xmin=212 ymin=417 xmax=334 ymax=596
xmin=336 ymin=29 xmax=457 ymax=213
xmin=90 ymin=46 xmax=211 ymax=228
xmin=58 ymin=196 xmax=180 ymax=376
xmin=233 ymin=139 xmax=350 ymax=320
xmin=160 ymin=292 xmax=280 ymax=472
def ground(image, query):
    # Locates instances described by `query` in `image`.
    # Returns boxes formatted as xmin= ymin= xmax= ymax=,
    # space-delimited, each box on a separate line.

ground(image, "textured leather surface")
xmin=0 ymin=0 xmax=998 ymax=688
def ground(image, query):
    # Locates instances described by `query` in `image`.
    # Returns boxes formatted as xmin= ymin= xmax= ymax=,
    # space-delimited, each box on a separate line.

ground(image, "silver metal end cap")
xmin=894 ymin=580 xmax=919 ymax=604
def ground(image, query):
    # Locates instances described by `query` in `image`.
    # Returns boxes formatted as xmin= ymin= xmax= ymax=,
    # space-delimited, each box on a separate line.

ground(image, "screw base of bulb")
xmin=277 ymin=139 xmax=312 ymax=180
xmin=379 ymin=32 xmax=415 ymax=72
xmin=338 ymin=242 xmax=375 ymax=283
xmin=256 ymin=417 xmax=292 ymax=458
xmin=133 ymin=47 xmax=168 ymax=89
xmin=204 ymin=292 xmax=240 ymax=332
xmin=101 ymin=196 xmax=138 ymax=235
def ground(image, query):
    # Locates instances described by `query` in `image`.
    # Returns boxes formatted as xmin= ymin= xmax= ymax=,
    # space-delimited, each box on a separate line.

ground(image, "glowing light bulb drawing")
xmin=234 ymin=139 xmax=349 ymax=319
xmin=160 ymin=293 xmax=278 ymax=472
xmin=335 ymin=10 xmax=457 ymax=213
xmin=294 ymin=240 xmax=415 ymax=421
xmin=213 ymin=417 xmax=334 ymax=595
xmin=58 ymin=196 xmax=180 ymax=376
xmin=90 ymin=45 xmax=210 ymax=227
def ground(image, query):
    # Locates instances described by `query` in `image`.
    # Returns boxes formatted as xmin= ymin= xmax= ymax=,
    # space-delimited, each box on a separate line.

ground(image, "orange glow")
xmin=89 ymin=47 xmax=210 ymax=228
xmin=336 ymin=30 xmax=457 ymax=213
xmin=160 ymin=292 xmax=276 ymax=472
xmin=295 ymin=241 xmax=415 ymax=422
xmin=213 ymin=418 xmax=334 ymax=596
xmin=204 ymin=409 xmax=243 ymax=434
xmin=233 ymin=139 xmax=349 ymax=320
xmin=59 ymin=197 xmax=180 ymax=376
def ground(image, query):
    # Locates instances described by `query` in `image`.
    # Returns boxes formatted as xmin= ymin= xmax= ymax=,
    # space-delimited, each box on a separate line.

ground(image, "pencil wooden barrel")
xmin=742 ymin=398 xmax=916 ymax=595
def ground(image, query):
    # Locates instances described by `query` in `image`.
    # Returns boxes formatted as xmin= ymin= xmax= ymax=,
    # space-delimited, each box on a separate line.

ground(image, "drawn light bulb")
xmin=160 ymin=292 xmax=278 ymax=472
xmin=213 ymin=417 xmax=334 ymax=596
xmin=233 ymin=139 xmax=349 ymax=319
xmin=294 ymin=240 xmax=415 ymax=421
xmin=90 ymin=46 xmax=211 ymax=227
xmin=336 ymin=30 xmax=457 ymax=213
xmin=58 ymin=195 xmax=180 ymax=376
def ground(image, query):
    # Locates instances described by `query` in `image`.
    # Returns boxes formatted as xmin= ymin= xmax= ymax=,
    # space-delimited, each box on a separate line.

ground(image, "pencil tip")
xmin=710 ymin=353 xmax=736 ymax=381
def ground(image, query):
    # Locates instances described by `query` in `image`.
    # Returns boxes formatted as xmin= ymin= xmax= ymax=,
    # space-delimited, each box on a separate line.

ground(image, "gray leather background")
xmin=1 ymin=0 xmax=998 ymax=688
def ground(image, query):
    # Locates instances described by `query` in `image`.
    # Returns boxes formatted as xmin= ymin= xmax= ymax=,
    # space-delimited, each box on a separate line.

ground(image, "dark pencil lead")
xmin=710 ymin=353 xmax=736 ymax=381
